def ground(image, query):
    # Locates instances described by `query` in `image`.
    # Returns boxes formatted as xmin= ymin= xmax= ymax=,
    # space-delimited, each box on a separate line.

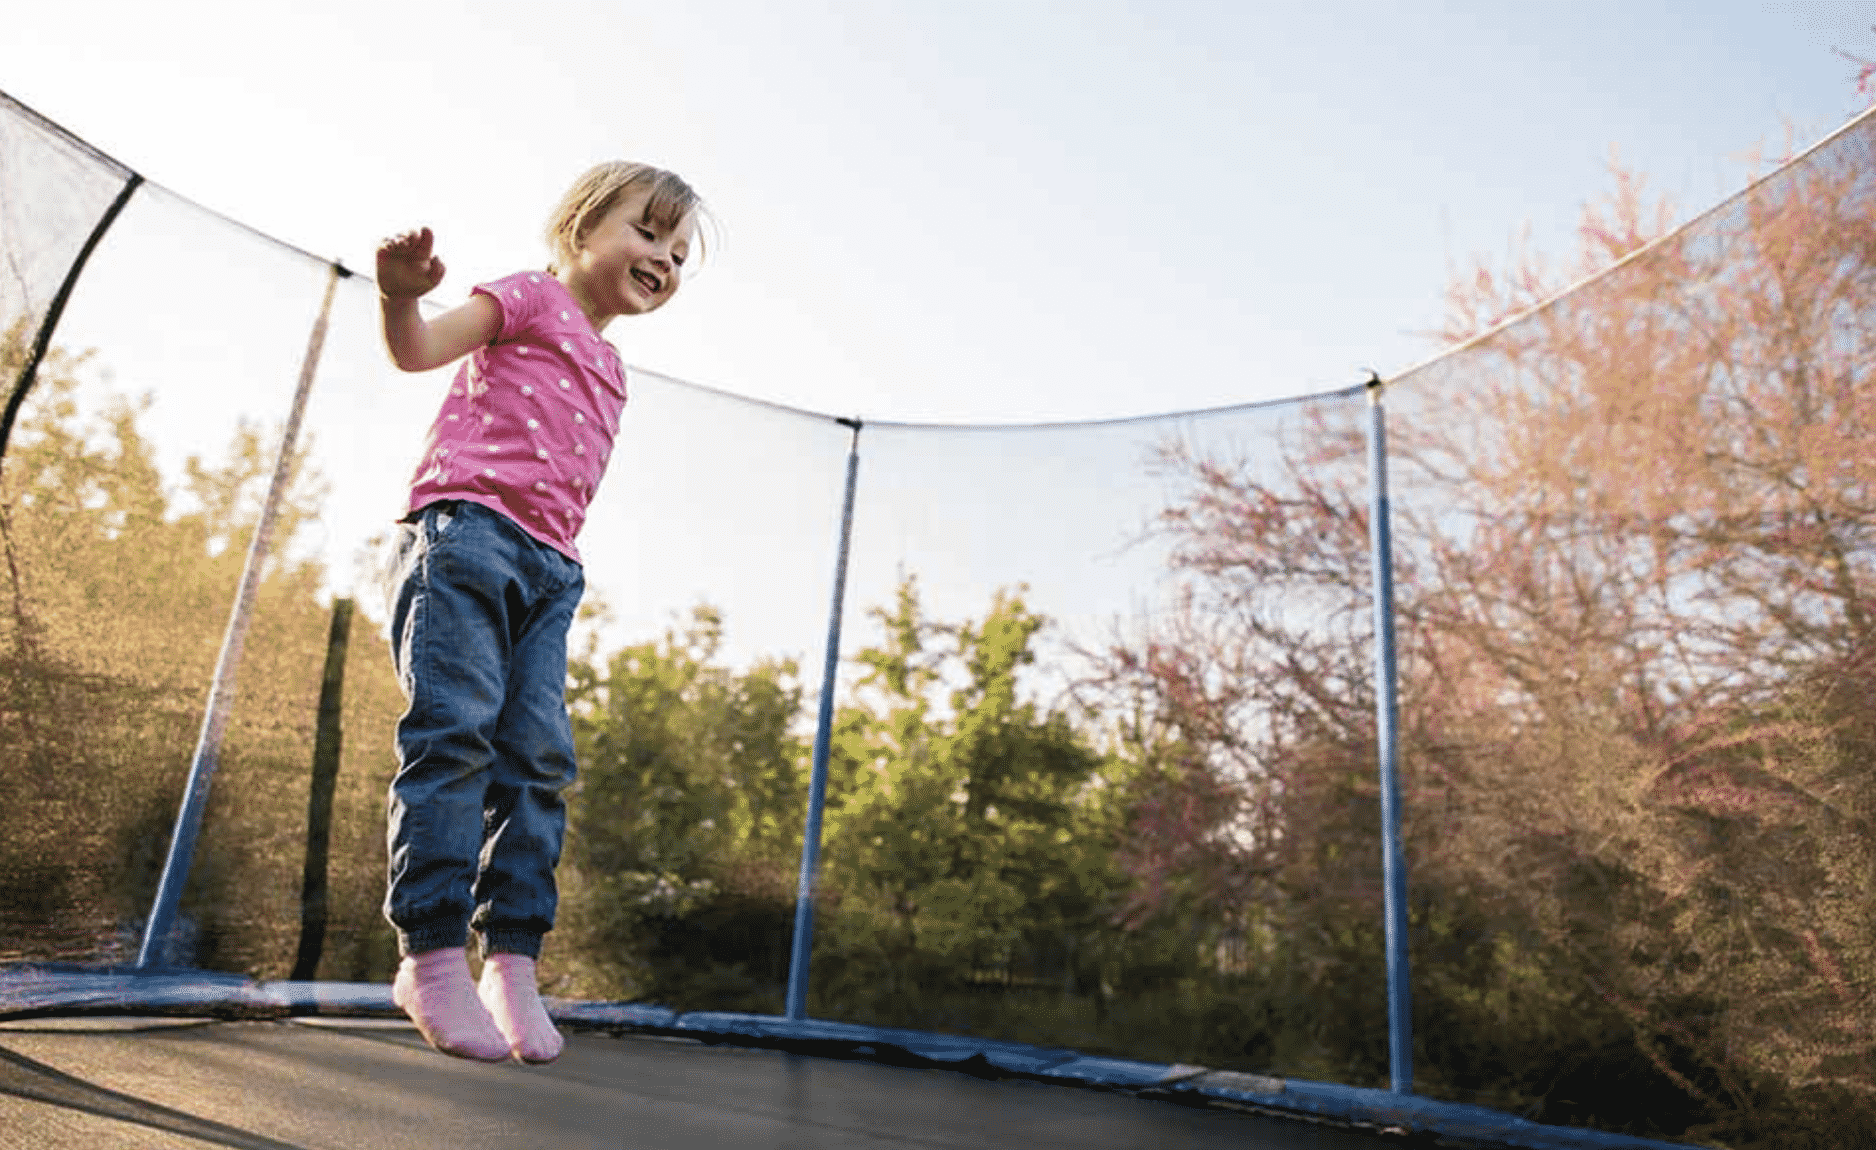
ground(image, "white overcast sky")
xmin=3 ymin=0 xmax=1872 ymax=425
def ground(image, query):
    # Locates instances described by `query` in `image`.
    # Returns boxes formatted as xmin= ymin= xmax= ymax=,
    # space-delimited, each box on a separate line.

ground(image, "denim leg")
xmin=474 ymin=566 xmax=583 ymax=959
xmin=385 ymin=504 xmax=509 ymax=955
xmin=383 ymin=502 xmax=584 ymax=960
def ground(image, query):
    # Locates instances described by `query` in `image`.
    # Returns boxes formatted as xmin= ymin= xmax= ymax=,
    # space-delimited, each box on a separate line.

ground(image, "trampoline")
xmin=5 ymin=71 xmax=1868 ymax=1150
xmin=0 ymin=969 xmax=1704 ymax=1149
xmin=2 ymin=1016 xmax=1400 ymax=1150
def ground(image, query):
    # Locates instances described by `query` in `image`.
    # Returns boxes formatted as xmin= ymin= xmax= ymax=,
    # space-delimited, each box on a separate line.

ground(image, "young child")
xmin=375 ymin=162 xmax=702 ymax=1063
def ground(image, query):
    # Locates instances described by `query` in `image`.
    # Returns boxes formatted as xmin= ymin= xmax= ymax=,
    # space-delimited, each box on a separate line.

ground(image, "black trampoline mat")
xmin=0 ymin=1017 xmax=1401 ymax=1149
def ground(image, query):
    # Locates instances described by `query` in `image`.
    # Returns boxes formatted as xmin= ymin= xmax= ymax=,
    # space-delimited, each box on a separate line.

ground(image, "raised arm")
xmin=376 ymin=227 xmax=502 ymax=373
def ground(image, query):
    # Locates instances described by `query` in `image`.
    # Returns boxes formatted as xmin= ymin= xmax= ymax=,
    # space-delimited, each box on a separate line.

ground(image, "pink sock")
xmin=477 ymin=953 xmax=564 ymax=1064
xmin=392 ymin=947 xmax=512 ymax=1062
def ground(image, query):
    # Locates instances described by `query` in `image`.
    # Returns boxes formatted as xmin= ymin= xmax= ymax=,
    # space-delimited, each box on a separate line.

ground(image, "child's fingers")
xmin=375 ymin=228 xmax=445 ymax=297
xmin=378 ymin=227 xmax=435 ymax=257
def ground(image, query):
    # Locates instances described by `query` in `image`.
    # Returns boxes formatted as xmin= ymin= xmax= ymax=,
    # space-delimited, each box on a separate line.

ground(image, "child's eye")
xmin=672 ymin=253 xmax=687 ymax=268
xmin=635 ymin=226 xmax=655 ymax=241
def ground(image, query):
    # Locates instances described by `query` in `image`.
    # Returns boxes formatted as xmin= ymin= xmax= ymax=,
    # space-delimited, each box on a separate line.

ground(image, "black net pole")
xmin=0 ymin=172 xmax=144 ymax=469
xmin=292 ymin=596 xmax=355 ymax=982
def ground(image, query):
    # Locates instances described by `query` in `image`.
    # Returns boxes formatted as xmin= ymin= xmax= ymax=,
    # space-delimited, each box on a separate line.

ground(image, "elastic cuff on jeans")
xmin=480 ymin=929 xmax=544 ymax=959
xmin=400 ymin=922 xmax=471 ymax=957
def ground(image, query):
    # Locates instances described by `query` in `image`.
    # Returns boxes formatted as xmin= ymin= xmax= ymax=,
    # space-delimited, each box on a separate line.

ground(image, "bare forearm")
xmin=381 ymin=294 xmax=444 ymax=372
xmin=377 ymin=226 xmax=488 ymax=372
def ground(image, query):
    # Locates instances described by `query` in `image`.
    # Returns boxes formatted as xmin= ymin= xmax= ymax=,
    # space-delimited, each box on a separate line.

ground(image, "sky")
xmin=4 ymin=0 xmax=1874 ymax=426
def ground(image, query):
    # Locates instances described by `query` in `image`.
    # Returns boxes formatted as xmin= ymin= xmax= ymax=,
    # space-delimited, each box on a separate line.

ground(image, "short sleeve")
xmin=471 ymin=271 xmax=552 ymax=345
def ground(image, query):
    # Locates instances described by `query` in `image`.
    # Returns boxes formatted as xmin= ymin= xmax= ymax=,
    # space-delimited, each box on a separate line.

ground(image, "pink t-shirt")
xmin=404 ymin=271 xmax=627 ymax=564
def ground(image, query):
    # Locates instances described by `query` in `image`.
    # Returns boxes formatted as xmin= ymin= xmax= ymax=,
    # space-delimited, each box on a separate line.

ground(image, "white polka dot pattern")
xmin=403 ymin=270 xmax=630 ymax=564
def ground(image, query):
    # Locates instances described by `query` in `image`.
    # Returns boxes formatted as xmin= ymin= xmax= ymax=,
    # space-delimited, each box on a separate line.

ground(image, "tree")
xmin=554 ymin=603 xmax=807 ymax=1004
xmin=1099 ymin=126 xmax=1876 ymax=1143
xmin=0 ymin=333 xmax=405 ymax=980
xmin=813 ymin=577 xmax=1131 ymax=1019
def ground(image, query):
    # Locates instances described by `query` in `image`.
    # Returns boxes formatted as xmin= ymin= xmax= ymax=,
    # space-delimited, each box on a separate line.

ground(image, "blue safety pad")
xmin=1042 ymin=1056 xmax=1180 ymax=1088
xmin=0 ymin=965 xmax=406 ymax=1017
xmin=554 ymin=1000 xmax=678 ymax=1029
xmin=1281 ymin=1081 xmax=1690 ymax=1149
xmin=1167 ymin=1074 xmax=1695 ymax=1149
xmin=665 ymin=1011 xmax=1089 ymax=1076
xmin=0 ymin=964 xmax=259 ymax=1015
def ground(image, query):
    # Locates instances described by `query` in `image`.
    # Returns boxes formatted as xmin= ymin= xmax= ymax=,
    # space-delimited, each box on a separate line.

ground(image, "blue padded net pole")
xmin=786 ymin=417 xmax=863 ymax=1020
xmin=137 ymin=261 xmax=350 ymax=970
xmin=1366 ymin=374 xmax=1413 ymax=1093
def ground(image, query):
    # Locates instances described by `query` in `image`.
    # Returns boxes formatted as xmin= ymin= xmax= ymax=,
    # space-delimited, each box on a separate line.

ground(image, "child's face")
xmin=567 ymin=189 xmax=695 ymax=323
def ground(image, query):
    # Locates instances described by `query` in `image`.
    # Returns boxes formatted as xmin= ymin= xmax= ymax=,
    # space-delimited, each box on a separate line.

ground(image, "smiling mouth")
xmin=631 ymin=269 xmax=662 ymax=295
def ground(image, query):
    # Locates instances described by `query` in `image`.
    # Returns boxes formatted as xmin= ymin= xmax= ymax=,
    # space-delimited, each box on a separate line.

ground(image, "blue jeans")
xmin=383 ymin=500 xmax=584 ymax=959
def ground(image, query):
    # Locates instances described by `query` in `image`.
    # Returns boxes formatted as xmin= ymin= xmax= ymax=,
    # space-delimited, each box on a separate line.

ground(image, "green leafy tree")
xmin=1 ymin=333 xmax=404 ymax=979
xmin=555 ymin=604 xmax=807 ymax=1004
xmin=813 ymin=578 xmax=1132 ymax=1028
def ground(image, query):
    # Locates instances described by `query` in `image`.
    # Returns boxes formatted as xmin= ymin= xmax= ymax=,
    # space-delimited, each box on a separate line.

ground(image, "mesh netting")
xmin=1372 ymin=114 xmax=1876 ymax=1134
xmin=1 ymin=85 xmax=1870 ymax=1147
xmin=0 ymin=89 xmax=135 ymax=456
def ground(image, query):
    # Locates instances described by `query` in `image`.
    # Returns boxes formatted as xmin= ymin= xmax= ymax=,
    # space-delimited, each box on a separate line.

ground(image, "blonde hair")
xmin=544 ymin=161 xmax=706 ymax=275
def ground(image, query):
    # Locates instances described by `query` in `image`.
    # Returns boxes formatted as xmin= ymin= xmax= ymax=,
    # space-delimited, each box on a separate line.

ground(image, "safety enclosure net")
xmin=1 ymin=85 xmax=1871 ymax=1147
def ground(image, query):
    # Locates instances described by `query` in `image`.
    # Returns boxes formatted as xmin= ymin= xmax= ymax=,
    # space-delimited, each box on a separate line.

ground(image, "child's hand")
xmin=377 ymin=227 xmax=448 ymax=300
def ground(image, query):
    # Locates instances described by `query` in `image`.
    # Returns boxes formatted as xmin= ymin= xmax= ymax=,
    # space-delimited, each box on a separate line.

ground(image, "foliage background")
xmin=4 ymin=122 xmax=1876 ymax=1150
